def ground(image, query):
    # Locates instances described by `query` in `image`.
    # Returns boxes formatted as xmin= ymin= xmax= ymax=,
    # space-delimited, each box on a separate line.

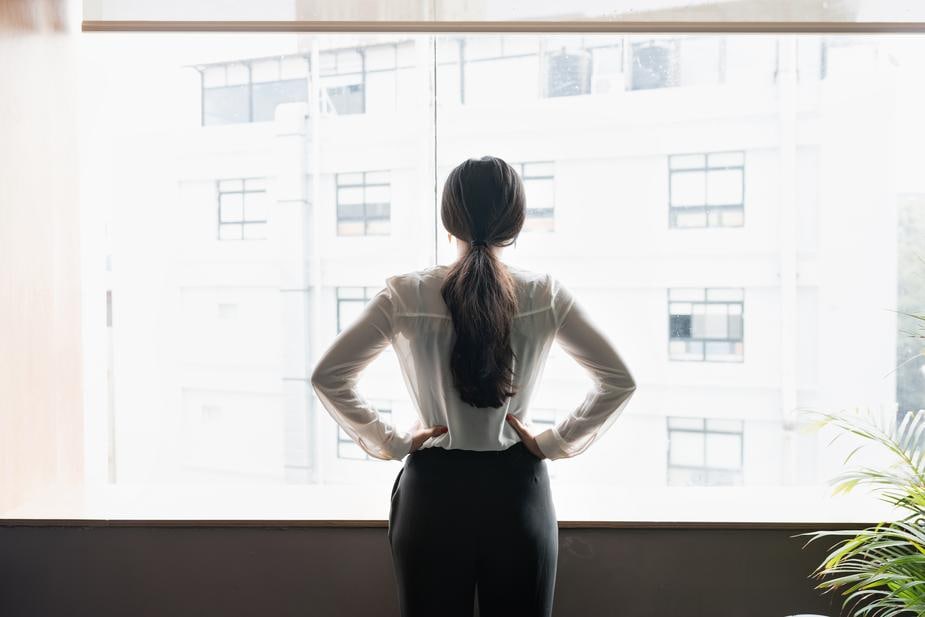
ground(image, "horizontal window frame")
xmin=82 ymin=20 xmax=925 ymax=34
xmin=0 ymin=518 xmax=882 ymax=529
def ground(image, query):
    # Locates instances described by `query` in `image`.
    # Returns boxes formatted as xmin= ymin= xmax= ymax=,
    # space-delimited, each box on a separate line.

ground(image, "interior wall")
xmin=0 ymin=1 xmax=85 ymax=514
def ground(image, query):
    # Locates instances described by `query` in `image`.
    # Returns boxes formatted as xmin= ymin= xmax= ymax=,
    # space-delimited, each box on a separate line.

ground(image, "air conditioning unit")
xmin=545 ymin=49 xmax=592 ymax=98
xmin=631 ymin=41 xmax=679 ymax=90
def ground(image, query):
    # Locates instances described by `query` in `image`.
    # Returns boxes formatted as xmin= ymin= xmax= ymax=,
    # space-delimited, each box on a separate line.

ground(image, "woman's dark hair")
xmin=440 ymin=156 xmax=526 ymax=408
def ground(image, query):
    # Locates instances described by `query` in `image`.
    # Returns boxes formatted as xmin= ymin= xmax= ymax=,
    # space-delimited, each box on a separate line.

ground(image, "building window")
xmin=336 ymin=171 xmax=390 ymax=236
xmin=217 ymin=178 xmax=268 ymax=240
xmin=443 ymin=37 xmax=542 ymax=106
xmin=320 ymin=48 xmax=365 ymax=114
xmin=667 ymin=417 xmax=744 ymax=486
xmin=337 ymin=402 xmax=393 ymax=460
xmin=668 ymin=151 xmax=745 ymax=228
xmin=198 ymin=55 xmax=309 ymax=126
xmin=321 ymin=42 xmax=417 ymax=115
xmin=668 ymin=288 xmax=744 ymax=362
xmin=336 ymin=286 xmax=380 ymax=333
xmin=250 ymin=56 xmax=310 ymax=122
xmin=438 ymin=37 xmax=624 ymax=105
xmin=512 ymin=161 xmax=555 ymax=232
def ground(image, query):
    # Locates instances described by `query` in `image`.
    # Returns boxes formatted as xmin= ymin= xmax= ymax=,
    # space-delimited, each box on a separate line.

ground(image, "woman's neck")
xmin=454 ymin=238 xmax=504 ymax=260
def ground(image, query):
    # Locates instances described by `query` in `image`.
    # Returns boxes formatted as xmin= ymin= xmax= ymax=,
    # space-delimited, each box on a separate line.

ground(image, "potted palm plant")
xmin=798 ymin=307 xmax=925 ymax=616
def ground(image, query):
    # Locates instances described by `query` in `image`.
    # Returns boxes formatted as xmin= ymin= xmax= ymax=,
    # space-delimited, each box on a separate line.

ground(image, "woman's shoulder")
xmin=504 ymin=263 xmax=551 ymax=286
xmin=504 ymin=265 xmax=559 ymax=312
xmin=386 ymin=263 xmax=448 ymax=287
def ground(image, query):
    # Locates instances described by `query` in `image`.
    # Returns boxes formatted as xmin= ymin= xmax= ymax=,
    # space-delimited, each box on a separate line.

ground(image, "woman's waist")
xmin=401 ymin=439 xmax=547 ymax=490
xmin=411 ymin=439 xmax=527 ymax=457
xmin=405 ymin=439 xmax=543 ymax=471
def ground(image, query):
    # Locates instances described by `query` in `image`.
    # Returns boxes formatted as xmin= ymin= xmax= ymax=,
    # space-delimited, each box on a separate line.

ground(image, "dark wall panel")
xmin=0 ymin=524 xmax=844 ymax=617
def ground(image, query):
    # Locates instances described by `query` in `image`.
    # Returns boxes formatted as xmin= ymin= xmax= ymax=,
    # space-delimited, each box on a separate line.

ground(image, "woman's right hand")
xmin=410 ymin=425 xmax=448 ymax=453
xmin=505 ymin=414 xmax=548 ymax=460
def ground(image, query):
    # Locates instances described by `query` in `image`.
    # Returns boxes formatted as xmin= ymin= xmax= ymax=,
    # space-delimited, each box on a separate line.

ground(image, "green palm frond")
xmin=797 ymin=407 xmax=925 ymax=616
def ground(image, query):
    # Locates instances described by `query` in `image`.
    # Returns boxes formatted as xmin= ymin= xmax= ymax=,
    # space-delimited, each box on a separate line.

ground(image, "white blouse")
xmin=310 ymin=263 xmax=636 ymax=461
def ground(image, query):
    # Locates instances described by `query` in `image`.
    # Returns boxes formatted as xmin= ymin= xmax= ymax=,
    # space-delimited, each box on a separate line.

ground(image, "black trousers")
xmin=388 ymin=440 xmax=558 ymax=617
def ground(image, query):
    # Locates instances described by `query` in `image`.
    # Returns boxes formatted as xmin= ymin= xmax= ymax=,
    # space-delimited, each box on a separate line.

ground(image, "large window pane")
xmin=51 ymin=32 xmax=435 ymax=519
xmin=436 ymin=32 xmax=920 ymax=523
xmin=6 ymin=30 xmax=924 ymax=524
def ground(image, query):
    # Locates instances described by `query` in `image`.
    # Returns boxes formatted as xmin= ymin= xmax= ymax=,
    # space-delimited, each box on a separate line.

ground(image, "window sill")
xmin=1 ymin=483 xmax=895 ymax=527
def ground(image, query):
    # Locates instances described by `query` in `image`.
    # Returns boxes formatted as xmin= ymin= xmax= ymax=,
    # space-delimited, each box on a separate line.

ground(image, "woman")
xmin=311 ymin=156 xmax=636 ymax=617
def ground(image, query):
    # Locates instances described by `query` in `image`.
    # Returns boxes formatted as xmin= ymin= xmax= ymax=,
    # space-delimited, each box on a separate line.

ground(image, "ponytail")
xmin=439 ymin=157 xmax=526 ymax=408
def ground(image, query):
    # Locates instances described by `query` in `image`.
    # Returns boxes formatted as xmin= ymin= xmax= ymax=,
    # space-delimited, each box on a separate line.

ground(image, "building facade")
xmin=102 ymin=33 xmax=900 ymax=497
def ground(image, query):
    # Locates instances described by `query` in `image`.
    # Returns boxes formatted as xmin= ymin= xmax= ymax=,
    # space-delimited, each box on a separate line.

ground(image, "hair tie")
xmin=470 ymin=239 xmax=488 ymax=247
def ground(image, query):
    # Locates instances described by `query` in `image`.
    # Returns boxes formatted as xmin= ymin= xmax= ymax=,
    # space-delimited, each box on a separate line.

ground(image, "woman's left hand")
xmin=505 ymin=414 xmax=547 ymax=460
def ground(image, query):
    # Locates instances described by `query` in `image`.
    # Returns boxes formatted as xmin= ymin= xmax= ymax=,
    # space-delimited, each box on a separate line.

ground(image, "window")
xmin=321 ymin=47 xmax=365 ymax=114
xmin=438 ymin=36 xmax=625 ymax=105
xmin=441 ymin=36 xmax=543 ymax=106
xmin=217 ymin=178 xmax=268 ymax=240
xmin=669 ymin=152 xmax=745 ymax=228
xmin=336 ymin=286 xmax=380 ymax=334
xmin=338 ymin=402 xmax=394 ymax=460
xmin=667 ymin=417 xmax=744 ymax=486
xmin=22 ymin=29 xmax=911 ymax=522
xmin=198 ymin=56 xmax=308 ymax=126
xmin=336 ymin=171 xmax=390 ymax=236
xmin=199 ymin=44 xmax=416 ymax=121
xmin=512 ymin=161 xmax=555 ymax=232
xmin=250 ymin=56 xmax=310 ymax=122
xmin=669 ymin=288 xmax=744 ymax=362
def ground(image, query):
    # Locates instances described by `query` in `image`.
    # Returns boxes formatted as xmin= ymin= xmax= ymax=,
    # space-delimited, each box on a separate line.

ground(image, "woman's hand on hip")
xmin=506 ymin=414 xmax=547 ymax=460
xmin=410 ymin=425 xmax=448 ymax=453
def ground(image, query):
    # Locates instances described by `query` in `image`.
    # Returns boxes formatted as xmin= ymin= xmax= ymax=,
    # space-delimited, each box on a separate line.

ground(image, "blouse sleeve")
xmin=533 ymin=277 xmax=637 ymax=461
xmin=310 ymin=285 xmax=414 ymax=461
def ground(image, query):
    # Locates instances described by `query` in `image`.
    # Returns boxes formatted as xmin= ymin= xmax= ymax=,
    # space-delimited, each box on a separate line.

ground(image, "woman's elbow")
xmin=596 ymin=347 xmax=636 ymax=392
xmin=310 ymin=364 xmax=330 ymax=392
xmin=600 ymin=364 xmax=636 ymax=393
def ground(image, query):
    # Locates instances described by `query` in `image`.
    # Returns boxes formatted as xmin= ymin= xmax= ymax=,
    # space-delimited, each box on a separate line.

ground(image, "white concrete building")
xmin=97 ymin=33 xmax=902 ymax=506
